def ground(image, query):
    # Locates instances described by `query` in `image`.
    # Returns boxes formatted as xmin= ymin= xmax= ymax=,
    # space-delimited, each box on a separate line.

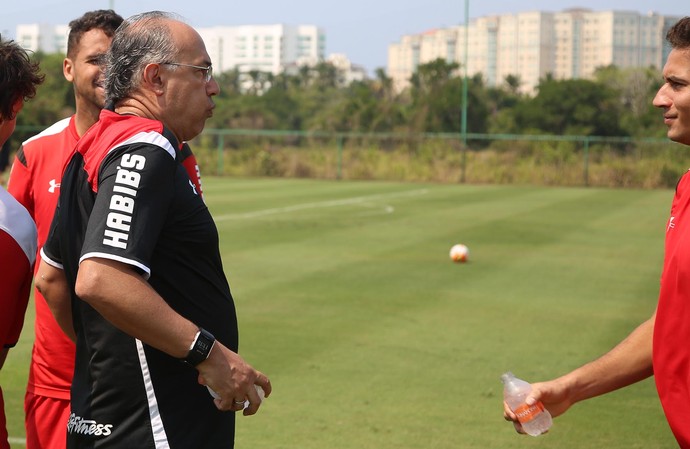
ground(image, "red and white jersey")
xmin=0 ymin=185 xmax=36 ymax=348
xmin=7 ymin=116 xmax=78 ymax=400
xmin=0 ymin=185 xmax=37 ymax=449
xmin=654 ymin=170 xmax=690 ymax=448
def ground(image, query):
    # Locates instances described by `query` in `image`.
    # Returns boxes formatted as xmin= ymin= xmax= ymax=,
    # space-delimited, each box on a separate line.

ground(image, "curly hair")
xmin=667 ymin=17 xmax=690 ymax=50
xmin=67 ymin=9 xmax=124 ymax=58
xmin=0 ymin=36 xmax=44 ymax=120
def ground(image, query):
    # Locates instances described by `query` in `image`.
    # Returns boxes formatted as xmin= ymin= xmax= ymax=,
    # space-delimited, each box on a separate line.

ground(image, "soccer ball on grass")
xmin=449 ymin=244 xmax=469 ymax=263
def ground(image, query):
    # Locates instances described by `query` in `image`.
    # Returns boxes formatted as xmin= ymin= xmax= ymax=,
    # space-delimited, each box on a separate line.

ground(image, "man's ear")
xmin=63 ymin=57 xmax=74 ymax=83
xmin=142 ymin=63 xmax=165 ymax=94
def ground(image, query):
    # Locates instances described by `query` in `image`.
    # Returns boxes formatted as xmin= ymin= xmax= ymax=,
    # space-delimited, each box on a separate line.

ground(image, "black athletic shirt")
xmin=42 ymin=109 xmax=238 ymax=449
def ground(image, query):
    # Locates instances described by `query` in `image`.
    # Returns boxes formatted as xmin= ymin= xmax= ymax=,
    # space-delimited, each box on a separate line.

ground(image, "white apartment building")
xmin=16 ymin=23 xmax=69 ymax=54
xmin=16 ymin=22 xmax=369 ymax=88
xmin=15 ymin=22 xmax=325 ymax=72
xmin=388 ymin=9 xmax=681 ymax=94
xmin=326 ymin=53 xmax=368 ymax=85
xmin=198 ymin=24 xmax=325 ymax=75
xmin=387 ymin=27 xmax=462 ymax=93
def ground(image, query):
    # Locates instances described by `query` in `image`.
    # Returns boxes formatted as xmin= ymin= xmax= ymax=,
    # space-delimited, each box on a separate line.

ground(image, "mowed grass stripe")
xmin=0 ymin=178 xmax=675 ymax=448
xmin=203 ymin=178 xmax=674 ymax=448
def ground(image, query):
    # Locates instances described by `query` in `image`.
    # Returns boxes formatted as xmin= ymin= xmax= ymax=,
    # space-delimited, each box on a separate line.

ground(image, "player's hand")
xmin=502 ymin=379 xmax=573 ymax=434
xmin=196 ymin=341 xmax=272 ymax=415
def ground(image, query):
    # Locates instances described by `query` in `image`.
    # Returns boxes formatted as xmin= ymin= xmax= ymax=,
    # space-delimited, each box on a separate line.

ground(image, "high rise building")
xmin=15 ymin=23 xmax=69 ymax=54
xmin=387 ymin=27 xmax=462 ymax=93
xmin=197 ymin=24 xmax=325 ymax=75
xmin=387 ymin=9 xmax=682 ymax=94
xmin=15 ymin=22 xmax=328 ymax=83
xmin=15 ymin=20 xmax=373 ymax=91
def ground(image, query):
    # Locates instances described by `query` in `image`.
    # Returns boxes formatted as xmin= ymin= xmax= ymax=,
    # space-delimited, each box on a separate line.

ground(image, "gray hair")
xmin=104 ymin=11 xmax=182 ymax=105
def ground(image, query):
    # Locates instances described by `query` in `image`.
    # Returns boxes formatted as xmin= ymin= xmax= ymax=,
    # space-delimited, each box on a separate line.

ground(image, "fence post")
xmin=461 ymin=137 xmax=467 ymax=183
xmin=216 ymin=134 xmax=224 ymax=175
xmin=583 ymin=137 xmax=590 ymax=187
xmin=336 ymin=135 xmax=343 ymax=180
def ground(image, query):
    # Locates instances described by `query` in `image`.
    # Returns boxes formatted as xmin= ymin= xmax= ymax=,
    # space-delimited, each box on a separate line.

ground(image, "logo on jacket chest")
xmin=48 ymin=178 xmax=60 ymax=193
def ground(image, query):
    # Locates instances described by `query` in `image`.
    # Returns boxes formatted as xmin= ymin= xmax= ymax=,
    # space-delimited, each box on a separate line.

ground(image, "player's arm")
xmin=503 ymin=313 xmax=655 ymax=431
xmin=551 ymin=313 xmax=654 ymax=401
xmin=36 ymin=197 xmax=76 ymax=341
xmin=36 ymin=259 xmax=75 ymax=342
xmin=75 ymin=257 xmax=271 ymax=414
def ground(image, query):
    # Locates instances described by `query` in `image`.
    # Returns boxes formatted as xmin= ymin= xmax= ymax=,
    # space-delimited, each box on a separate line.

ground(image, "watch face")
xmin=185 ymin=329 xmax=215 ymax=366
xmin=198 ymin=339 xmax=212 ymax=353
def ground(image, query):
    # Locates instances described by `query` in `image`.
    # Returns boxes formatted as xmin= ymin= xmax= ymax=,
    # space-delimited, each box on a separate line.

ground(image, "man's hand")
xmin=503 ymin=378 xmax=573 ymax=434
xmin=196 ymin=341 xmax=272 ymax=416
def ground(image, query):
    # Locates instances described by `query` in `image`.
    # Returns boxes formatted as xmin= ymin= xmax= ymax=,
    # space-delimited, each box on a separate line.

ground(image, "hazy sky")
xmin=1 ymin=0 xmax=687 ymax=74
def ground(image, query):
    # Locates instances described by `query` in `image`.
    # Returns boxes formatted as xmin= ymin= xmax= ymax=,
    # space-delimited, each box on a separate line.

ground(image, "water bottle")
xmin=501 ymin=371 xmax=552 ymax=436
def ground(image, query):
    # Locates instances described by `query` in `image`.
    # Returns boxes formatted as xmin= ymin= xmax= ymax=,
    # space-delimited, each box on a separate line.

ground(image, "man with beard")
xmin=7 ymin=11 xmax=123 ymax=449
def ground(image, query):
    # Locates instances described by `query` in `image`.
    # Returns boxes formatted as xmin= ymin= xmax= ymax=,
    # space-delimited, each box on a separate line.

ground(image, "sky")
xmin=1 ymin=0 xmax=687 ymax=75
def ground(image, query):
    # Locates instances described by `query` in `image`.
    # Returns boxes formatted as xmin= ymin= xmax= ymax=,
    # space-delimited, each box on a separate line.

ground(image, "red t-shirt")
xmin=654 ymin=170 xmax=690 ymax=448
xmin=0 ymin=185 xmax=37 ymax=449
xmin=8 ymin=117 xmax=78 ymax=399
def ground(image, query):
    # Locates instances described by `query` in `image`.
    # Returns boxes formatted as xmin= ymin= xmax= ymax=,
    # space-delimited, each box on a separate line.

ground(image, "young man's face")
xmin=653 ymin=48 xmax=690 ymax=146
xmin=63 ymin=28 xmax=113 ymax=112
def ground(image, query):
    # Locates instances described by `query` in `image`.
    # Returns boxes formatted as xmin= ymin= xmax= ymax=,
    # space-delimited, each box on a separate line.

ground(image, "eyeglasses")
xmin=163 ymin=62 xmax=213 ymax=83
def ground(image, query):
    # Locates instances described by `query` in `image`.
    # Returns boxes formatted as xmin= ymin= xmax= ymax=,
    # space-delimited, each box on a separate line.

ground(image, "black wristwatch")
xmin=184 ymin=328 xmax=215 ymax=367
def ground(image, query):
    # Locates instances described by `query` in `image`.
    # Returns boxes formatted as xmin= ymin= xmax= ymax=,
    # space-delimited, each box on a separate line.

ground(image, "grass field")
xmin=0 ymin=177 xmax=677 ymax=448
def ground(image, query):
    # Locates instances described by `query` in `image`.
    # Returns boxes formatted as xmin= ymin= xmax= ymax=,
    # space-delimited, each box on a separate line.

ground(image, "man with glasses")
xmin=163 ymin=62 xmax=213 ymax=82
xmin=36 ymin=11 xmax=270 ymax=448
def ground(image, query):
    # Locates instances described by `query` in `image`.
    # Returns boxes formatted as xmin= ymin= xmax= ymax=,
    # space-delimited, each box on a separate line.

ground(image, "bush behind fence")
xmin=192 ymin=129 xmax=690 ymax=189
xmin=13 ymin=127 xmax=690 ymax=189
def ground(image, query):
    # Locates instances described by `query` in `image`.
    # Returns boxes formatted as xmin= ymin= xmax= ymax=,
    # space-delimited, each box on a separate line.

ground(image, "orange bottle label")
xmin=513 ymin=402 xmax=545 ymax=424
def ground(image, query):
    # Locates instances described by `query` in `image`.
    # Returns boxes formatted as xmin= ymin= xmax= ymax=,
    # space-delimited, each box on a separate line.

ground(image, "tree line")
xmin=16 ymin=53 xmax=667 ymax=140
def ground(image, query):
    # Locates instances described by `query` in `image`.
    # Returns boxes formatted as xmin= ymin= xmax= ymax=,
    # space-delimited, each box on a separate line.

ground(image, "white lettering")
xmin=102 ymin=229 xmax=128 ymax=249
xmin=106 ymin=212 xmax=131 ymax=232
xmin=109 ymin=195 xmax=135 ymax=214
xmin=67 ymin=413 xmax=114 ymax=436
xmin=113 ymin=184 xmax=138 ymax=197
xmin=120 ymin=153 xmax=146 ymax=170
xmin=115 ymin=169 xmax=141 ymax=188
xmin=101 ymin=154 xmax=147 ymax=249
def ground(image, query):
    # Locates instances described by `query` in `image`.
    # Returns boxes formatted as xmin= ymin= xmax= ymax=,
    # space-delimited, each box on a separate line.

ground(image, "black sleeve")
xmin=79 ymin=144 xmax=177 ymax=278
